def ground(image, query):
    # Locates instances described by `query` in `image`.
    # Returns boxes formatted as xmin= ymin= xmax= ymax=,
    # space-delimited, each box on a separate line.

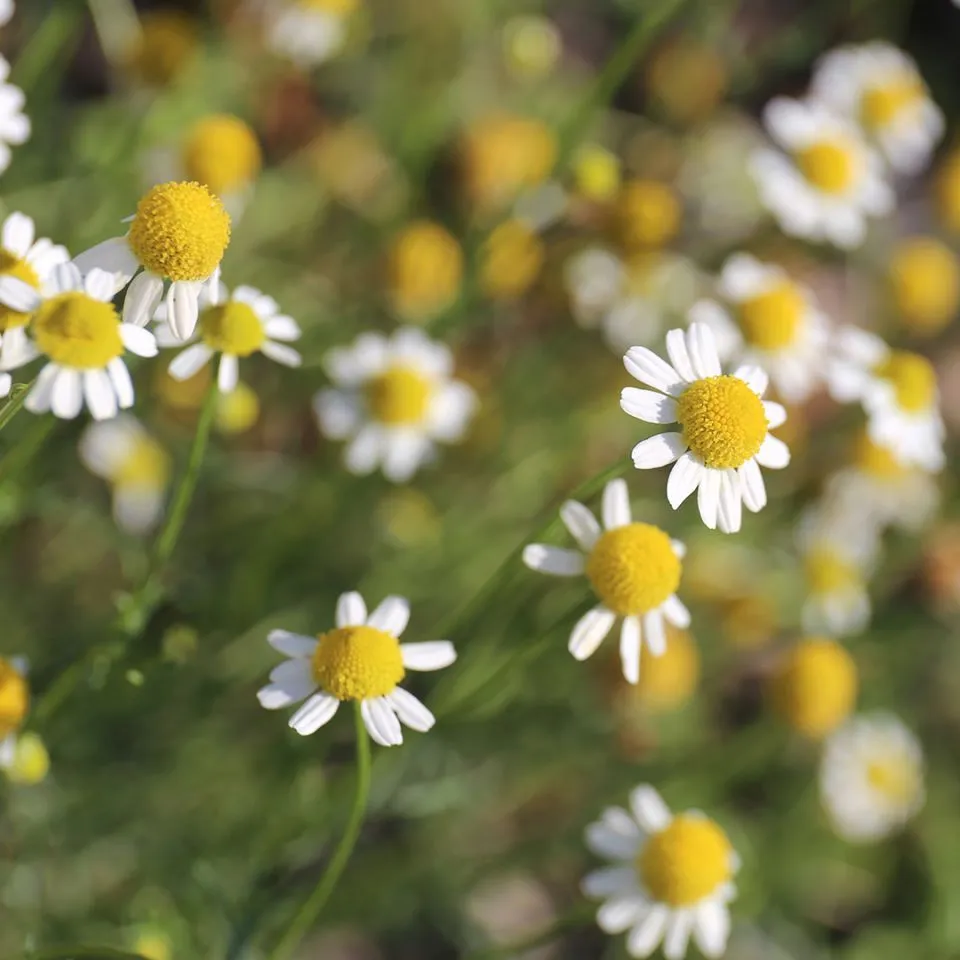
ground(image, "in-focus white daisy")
xmin=266 ymin=0 xmax=357 ymax=68
xmin=79 ymin=416 xmax=171 ymax=534
xmin=74 ymin=181 xmax=230 ymax=340
xmin=810 ymin=43 xmax=944 ymax=175
xmin=257 ymin=590 xmax=456 ymax=746
xmin=313 ymin=327 xmax=477 ymax=483
xmin=582 ymin=784 xmax=738 ymax=959
xmin=523 ymin=478 xmax=689 ymax=682
xmin=687 ymin=253 xmax=830 ymax=403
xmin=0 ymin=654 xmax=29 ymax=772
xmin=20 ymin=263 xmax=158 ymax=421
xmin=620 ymin=323 xmax=790 ymax=533
xmin=159 ymin=282 xmax=301 ymax=393
xmin=751 ymin=97 xmax=893 ymax=248
xmin=0 ymin=56 xmax=29 ymax=176
xmin=820 ymin=713 xmax=924 ymax=843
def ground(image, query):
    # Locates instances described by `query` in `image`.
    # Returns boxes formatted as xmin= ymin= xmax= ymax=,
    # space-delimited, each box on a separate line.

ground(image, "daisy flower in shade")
xmin=158 ymin=282 xmax=301 ymax=393
xmin=750 ymin=97 xmax=893 ymax=248
xmin=620 ymin=322 xmax=790 ymax=534
xmin=522 ymin=478 xmax=690 ymax=683
xmin=0 ymin=56 xmax=29 ymax=176
xmin=582 ymin=784 xmax=738 ymax=959
xmin=257 ymin=590 xmax=456 ymax=746
xmin=0 ymin=655 xmax=30 ymax=773
xmin=20 ymin=263 xmax=158 ymax=420
xmin=266 ymin=0 xmax=358 ymax=68
xmin=810 ymin=43 xmax=943 ymax=175
xmin=313 ymin=327 xmax=477 ymax=483
xmin=687 ymin=253 xmax=830 ymax=404
xmin=73 ymin=181 xmax=230 ymax=340
xmin=820 ymin=713 xmax=924 ymax=843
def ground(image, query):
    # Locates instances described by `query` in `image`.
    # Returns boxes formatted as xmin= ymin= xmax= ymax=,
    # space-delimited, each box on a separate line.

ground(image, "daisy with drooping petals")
xmin=810 ymin=43 xmax=943 ymax=175
xmin=257 ymin=590 xmax=456 ymax=746
xmin=313 ymin=327 xmax=477 ymax=483
xmin=0 ymin=56 xmax=29 ymax=176
xmin=266 ymin=0 xmax=358 ymax=68
xmin=820 ymin=713 xmax=924 ymax=843
xmin=582 ymin=784 xmax=738 ymax=959
xmin=620 ymin=323 xmax=790 ymax=533
xmin=0 ymin=655 xmax=29 ymax=773
xmin=687 ymin=253 xmax=830 ymax=403
xmin=523 ymin=478 xmax=690 ymax=683
xmin=750 ymin=97 xmax=893 ymax=248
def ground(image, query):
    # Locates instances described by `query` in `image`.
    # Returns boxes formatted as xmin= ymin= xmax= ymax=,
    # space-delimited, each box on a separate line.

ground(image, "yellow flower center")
xmin=125 ymin=10 xmax=198 ymax=87
xmin=388 ymin=221 xmax=463 ymax=322
xmin=0 ymin=659 xmax=28 ymax=738
xmin=573 ymin=144 xmax=621 ymax=203
xmin=873 ymin=350 xmax=936 ymax=413
xmin=737 ymin=282 xmax=805 ymax=350
xmin=128 ymin=181 xmax=231 ymax=282
xmin=853 ymin=432 xmax=906 ymax=479
xmin=635 ymin=625 xmax=699 ymax=713
xmin=586 ymin=523 xmax=680 ymax=617
xmin=6 ymin=732 xmax=50 ymax=785
xmin=805 ymin=547 xmax=859 ymax=595
xmin=0 ymin=250 xmax=40 ymax=331
xmin=866 ymin=755 xmax=921 ymax=805
xmin=795 ymin=139 xmax=859 ymax=195
xmin=770 ymin=637 xmax=857 ymax=739
xmin=638 ymin=814 xmax=733 ymax=906
xmin=889 ymin=238 xmax=960 ymax=336
xmin=676 ymin=375 xmax=768 ymax=469
xmin=32 ymin=293 xmax=124 ymax=369
xmin=183 ymin=115 xmax=263 ymax=197
xmin=298 ymin=0 xmax=359 ymax=13
xmin=199 ymin=301 xmax=266 ymax=357
xmin=860 ymin=78 xmax=923 ymax=131
xmin=503 ymin=15 xmax=561 ymax=80
xmin=311 ymin=625 xmax=405 ymax=700
xmin=480 ymin=219 xmax=544 ymax=300
xmin=114 ymin=436 xmax=171 ymax=489
xmin=936 ymin=149 xmax=960 ymax=234
xmin=216 ymin=381 xmax=260 ymax=435
xmin=366 ymin=365 xmax=433 ymax=426
xmin=619 ymin=179 xmax=682 ymax=250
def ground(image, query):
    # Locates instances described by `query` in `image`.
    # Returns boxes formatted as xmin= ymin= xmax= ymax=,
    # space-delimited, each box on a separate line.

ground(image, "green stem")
xmin=266 ymin=703 xmax=372 ymax=960
xmin=0 ymin=380 xmax=33 ymax=434
xmin=19 ymin=950 xmax=147 ymax=960
xmin=85 ymin=0 xmax=141 ymax=70
xmin=12 ymin=3 xmax=85 ymax=93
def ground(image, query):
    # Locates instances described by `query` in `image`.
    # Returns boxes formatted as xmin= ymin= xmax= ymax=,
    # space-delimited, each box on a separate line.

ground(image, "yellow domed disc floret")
xmin=311 ymin=625 xmax=405 ymax=700
xmin=32 ymin=293 xmax=124 ymax=368
xmin=866 ymin=754 xmax=921 ymax=805
xmin=366 ymin=366 xmax=432 ymax=426
xmin=388 ymin=221 xmax=463 ymax=321
xmin=874 ymin=350 xmax=936 ymax=413
xmin=480 ymin=219 xmax=544 ymax=300
xmin=0 ymin=251 xmax=40 ymax=331
xmin=199 ymin=302 xmax=266 ymax=357
xmin=0 ymin=658 xmax=28 ymax=738
xmin=114 ymin=436 xmax=171 ymax=489
xmin=128 ymin=181 xmax=231 ymax=282
xmin=618 ymin=179 xmax=682 ymax=250
xmin=676 ymin=375 xmax=767 ymax=469
xmin=183 ymin=115 xmax=263 ymax=197
xmin=805 ymin=547 xmax=859 ymax=595
xmin=738 ymin=282 xmax=805 ymax=350
xmin=795 ymin=139 xmax=859 ymax=195
xmin=860 ymin=78 xmax=922 ymax=131
xmin=853 ymin=432 xmax=906 ymax=479
xmin=586 ymin=523 xmax=680 ymax=617
xmin=889 ymin=237 xmax=960 ymax=336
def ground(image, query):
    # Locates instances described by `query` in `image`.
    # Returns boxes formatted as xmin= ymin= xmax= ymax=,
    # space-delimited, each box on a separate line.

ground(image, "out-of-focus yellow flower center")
xmin=311 ymin=625 xmax=404 ymax=700
xmin=0 ymin=251 xmax=39 ymax=331
xmin=738 ymin=282 xmax=805 ymax=350
xmin=770 ymin=637 xmax=857 ymax=739
xmin=131 ymin=930 xmax=172 ymax=960
xmin=183 ymin=115 xmax=262 ymax=197
xmin=388 ymin=221 xmax=462 ymax=322
xmin=366 ymin=365 xmax=432 ymax=426
xmin=860 ymin=78 xmax=923 ymax=131
xmin=635 ymin=625 xmax=699 ymax=713
xmin=217 ymin=381 xmax=260 ymax=434
xmin=199 ymin=301 xmax=265 ymax=356
xmin=480 ymin=219 xmax=544 ymax=300
xmin=638 ymin=814 xmax=733 ymax=906
xmin=114 ymin=436 xmax=171 ymax=490
xmin=889 ymin=237 xmax=960 ymax=336
xmin=0 ymin=659 xmax=28 ymax=738
xmin=796 ymin=139 xmax=859 ymax=195
xmin=677 ymin=375 xmax=767 ymax=469
xmin=866 ymin=754 xmax=921 ymax=805
xmin=128 ymin=181 xmax=231 ymax=282
xmin=721 ymin=593 xmax=779 ymax=649
xmin=646 ymin=39 xmax=728 ymax=126
xmin=156 ymin=363 xmax=211 ymax=411
xmin=937 ymin=149 xmax=960 ymax=235
xmin=298 ymin=0 xmax=359 ymax=12
xmin=502 ymin=15 xmax=561 ymax=80
xmin=618 ymin=179 xmax=681 ymax=250
xmin=6 ymin=732 xmax=50 ymax=785
xmin=805 ymin=547 xmax=859 ymax=595
xmin=586 ymin=523 xmax=680 ymax=617
xmin=573 ymin=144 xmax=621 ymax=203
xmin=853 ymin=432 xmax=906 ymax=479
xmin=874 ymin=350 xmax=936 ymax=413
xmin=33 ymin=293 xmax=124 ymax=369
xmin=126 ymin=10 xmax=198 ymax=87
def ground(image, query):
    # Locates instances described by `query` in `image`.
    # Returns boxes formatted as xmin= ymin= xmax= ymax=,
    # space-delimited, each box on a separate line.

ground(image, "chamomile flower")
xmin=74 ymin=181 xmax=231 ymax=340
xmin=387 ymin=220 xmax=463 ymax=322
xmin=0 ymin=655 xmax=29 ymax=774
xmin=582 ymin=784 xmax=738 ymax=959
xmin=523 ymin=478 xmax=690 ymax=683
xmin=313 ymin=327 xmax=477 ymax=483
xmin=810 ymin=43 xmax=944 ymax=175
xmin=258 ymin=590 xmax=456 ymax=746
xmin=620 ymin=323 xmax=790 ymax=533
xmin=20 ymin=264 xmax=158 ymax=420
xmin=266 ymin=0 xmax=358 ymax=68
xmin=820 ymin=713 xmax=924 ymax=843
xmin=0 ymin=56 xmax=29 ymax=175
xmin=159 ymin=282 xmax=301 ymax=393
xmin=751 ymin=97 xmax=893 ymax=248
xmin=888 ymin=237 xmax=959 ymax=336
xmin=687 ymin=253 xmax=830 ymax=403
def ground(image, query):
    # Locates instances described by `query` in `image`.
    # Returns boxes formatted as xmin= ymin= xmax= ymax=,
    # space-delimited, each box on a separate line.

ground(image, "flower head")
xmin=0 ymin=655 xmax=30 ymax=775
xmin=888 ymin=236 xmax=959 ymax=336
xmin=124 ymin=10 xmax=198 ymax=87
xmin=617 ymin=179 xmax=682 ymax=251
xmin=181 ymin=114 xmax=262 ymax=199
xmin=0 ymin=57 xmax=30 ymax=175
xmin=267 ymin=0 xmax=358 ymax=67
xmin=387 ymin=220 xmax=462 ymax=322
xmin=479 ymin=218 xmax=544 ymax=301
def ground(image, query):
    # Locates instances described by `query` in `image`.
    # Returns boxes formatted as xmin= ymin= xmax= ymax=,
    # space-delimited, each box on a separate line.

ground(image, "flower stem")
xmin=0 ymin=380 xmax=33 ymax=435
xmin=266 ymin=703 xmax=372 ymax=960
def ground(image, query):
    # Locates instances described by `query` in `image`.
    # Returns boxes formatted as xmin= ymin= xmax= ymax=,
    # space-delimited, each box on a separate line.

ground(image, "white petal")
xmin=665 ymin=327 xmax=697 ymax=383
xmin=336 ymin=590 xmax=367 ymax=628
xmin=83 ymin=369 xmax=118 ymax=421
xmin=755 ymin=435 xmax=790 ymax=469
xmin=400 ymin=640 xmax=457 ymax=671
xmin=73 ymin=237 xmax=138 ymax=280
xmin=582 ymin=866 xmax=637 ymax=899
xmin=717 ymin=470 xmax=743 ymax=534
xmin=568 ymin=605 xmax=616 ymax=661
xmin=620 ymin=616 xmax=641 ymax=684
xmin=218 ymin=354 xmax=239 ymax=393
xmin=343 ymin=425 xmax=383 ymax=475
xmin=0 ymin=372 xmax=10 ymax=397
xmin=643 ymin=609 xmax=667 ymax=657
xmin=289 ymin=692 xmax=341 ymax=735
xmin=631 ymin=432 xmax=686 ymax=469
xmin=620 ymin=387 xmax=679 ymax=424
xmin=663 ymin=911 xmax=694 ymax=960
xmin=685 ymin=323 xmax=722 ymax=379
xmin=51 ymin=368 xmax=83 ymax=419
xmin=585 ymin=810 xmax=641 ymax=860
xmin=560 ymin=499 xmax=601 ymax=551
xmin=107 ymin=358 xmax=135 ymax=409
xmin=49 ymin=261 xmax=83 ymax=294
xmin=119 ymin=323 xmax=158 ymax=358
xmin=381 ymin=430 xmax=430 ymax=484
xmin=169 ymin=343 xmax=214 ymax=381
xmin=697 ymin=469 xmax=721 ymax=529
xmin=522 ymin=544 xmax=585 ymax=577
xmin=123 ymin=271 xmax=164 ymax=328
xmin=2 ymin=212 xmax=34 ymax=257
xmin=764 ymin=401 xmax=787 ymax=428
xmin=629 ymin=785 xmax=672 ymax=833
xmin=662 ymin=595 xmax=691 ymax=629
xmin=259 ymin=661 xmax=316 ymax=708
xmin=734 ymin=364 xmax=768 ymax=396
xmin=312 ymin=389 xmax=361 ymax=440
xmin=361 ymin=697 xmax=404 ymax=746
xmin=264 ymin=314 xmax=301 ymax=341
xmin=666 ymin=452 xmax=703 ymax=509
xmin=387 ymin=687 xmax=435 ymax=732
xmin=0 ymin=276 xmax=40 ymax=312
xmin=627 ymin=905 xmax=670 ymax=958
xmin=738 ymin=459 xmax=766 ymax=513
xmin=25 ymin=362 xmax=59 ymax=413
xmin=693 ymin=902 xmax=730 ymax=958
xmin=261 ymin=340 xmax=302 ymax=367
xmin=367 ymin=595 xmax=410 ymax=636
xmin=623 ymin=346 xmax=685 ymax=396
xmin=267 ymin=630 xmax=317 ymax=658
xmin=168 ymin=281 xmax=201 ymax=340
xmin=602 ymin=478 xmax=632 ymax=530
xmin=598 ymin=896 xmax=646 ymax=934
xmin=671 ymin=540 xmax=686 ymax=559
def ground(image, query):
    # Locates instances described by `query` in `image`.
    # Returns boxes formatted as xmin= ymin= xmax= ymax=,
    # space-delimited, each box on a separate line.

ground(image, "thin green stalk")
xmin=86 ymin=0 xmax=141 ymax=70
xmin=0 ymin=380 xmax=34 ymax=434
xmin=266 ymin=703 xmax=372 ymax=960
xmin=12 ymin=4 xmax=85 ymax=93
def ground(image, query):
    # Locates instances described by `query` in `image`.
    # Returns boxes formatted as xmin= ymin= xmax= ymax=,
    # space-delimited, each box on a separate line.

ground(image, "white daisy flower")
xmin=20 ymin=263 xmax=158 ymax=421
xmin=257 ymin=590 xmax=456 ymax=746
xmin=820 ymin=713 xmax=924 ymax=843
xmin=582 ymin=784 xmax=738 ymax=959
xmin=73 ymin=181 xmax=231 ymax=341
xmin=0 ymin=654 xmax=29 ymax=772
xmin=750 ymin=97 xmax=893 ymax=248
xmin=266 ymin=0 xmax=356 ymax=68
xmin=810 ymin=43 xmax=944 ymax=175
xmin=523 ymin=478 xmax=689 ymax=683
xmin=0 ymin=57 xmax=29 ymax=176
xmin=620 ymin=322 xmax=790 ymax=534
xmin=687 ymin=253 xmax=830 ymax=404
xmin=313 ymin=327 xmax=478 ymax=483
xmin=159 ymin=281 xmax=301 ymax=393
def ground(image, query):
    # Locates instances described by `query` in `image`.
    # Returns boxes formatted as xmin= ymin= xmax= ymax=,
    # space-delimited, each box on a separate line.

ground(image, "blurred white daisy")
xmin=751 ymin=97 xmax=893 ymax=248
xmin=820 ymin=713 xmax=924 ymax=843
xmin=266 ymin=0 xmax=357 ymax=67
xmin=0 ymin=57 xmax=29 ymax=175
xmin=0 ymin=0 xmax=13 ymax=27
xmin=159 ymin=282 xmax=301 ymax=393
xmin=810 ymin=43 xmax=943 ymax=175
xmin=687 ymin=253 xmax=830 ymax=404
xmin=257 ymin=590 xmax=456 ymax=746
xmin=523 ymin=478 xmax=689 ymax=683
xmin=582 ymin=784 xmax=738 ymax=959
xmin=0 ymin=654 xmax=28 ymax=773
xmin=620 ymin=323 xmax=790 ymax=533
xmin=314 ymin=327 xmax=477 ymax=483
